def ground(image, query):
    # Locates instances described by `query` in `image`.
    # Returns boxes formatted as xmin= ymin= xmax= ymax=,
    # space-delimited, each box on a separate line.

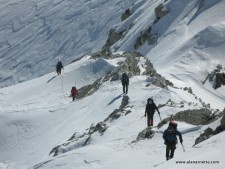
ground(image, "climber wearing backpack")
xmin=163 ymin=121 xmax=183 ymax=160
xmin=71 ymin=86 xmax=78 ymax=101
xmin=56 ymin=61 xmax=64 ymax=75
xmin=144 ymin=98 xmax=160 ymax=127
xmin=121 ymin=72 xmax=129 ymax=94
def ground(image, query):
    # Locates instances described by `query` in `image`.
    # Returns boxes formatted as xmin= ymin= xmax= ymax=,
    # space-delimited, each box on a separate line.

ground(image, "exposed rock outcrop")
xmin=118 ymin=52 xmax=141 ymax=76
xmin=88 ymin=122 xmax=108 ymax=135
xmin=121 ymin=9 xmax=132 ymax=21
xmin=173 ymin=109 xmax=214 ymax=125
xmin=49 ymin=133 xmax=91 ymax=157
xmin=220 ymin=110 xmax=225 ymax=129
xmin=104 ymin=96 xmax=131 ymax=122
xmin=154 ymin=4 xmax=169 ymax=22
xmin=214 ymin=73 xmax=225 ymax=89
xmin=77 ymin=53 xmax=143 ymax=100
xmin=214 ymin=109 xmax=225 ymax=134
xmin=194 ymin=127 xmax=214 ymax=145
xmin=90 ymin=52 xmax=172 ymax=89
xmin=157 ymin=118 xmax=169 ymax=129
xmin=102 ymin=29 xmax=123 ymax=52
xmin=132 ymin=127 xmax=155 ymax=143
xmin=157 ymin=108 xmax=220 ymax=129
xmin=194 ymin=109 xmax=225 ymax=146
xmin=203 ymin=65 xmax=224 ymax=88
xmin=134 ymin=26 xmax=158 ymax=50
xmin=183 ymin=87 xmax=193 ymax=94
xmin=144 ymin=60 xmax=173 ymax=88
xmin=49 ymin=95 xmax=131 ymax=157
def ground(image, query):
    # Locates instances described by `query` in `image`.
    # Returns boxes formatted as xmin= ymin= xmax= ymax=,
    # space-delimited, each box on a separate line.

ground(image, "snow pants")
xmin=56 ymin=69 xmax=61 ymax=75
xmin=166 ymin=143 xmax=176 ymax=159
xmin=147 ymin=113 xmax=154 ymax=127
xmin=71 ymin=94 xmax=76 ymax=101
xmin=122 ymin=83 xmax=128 ymax=94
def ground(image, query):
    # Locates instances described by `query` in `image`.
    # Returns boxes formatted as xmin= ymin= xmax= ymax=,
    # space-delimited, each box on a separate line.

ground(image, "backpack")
xmin=167 ymin=126 xmax=175 ymax=133
xmin=122 ymin=73 xmax=129 ymax=83
xmin=71 ymin=87 xmax=78 ymax=95
xmin=56 ymin=62 xmax=63 ymax=69
xmin=165 ymin=126 xmax=177 ymax=143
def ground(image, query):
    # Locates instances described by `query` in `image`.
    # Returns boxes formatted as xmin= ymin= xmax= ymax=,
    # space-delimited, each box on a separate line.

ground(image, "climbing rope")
xmin=60 ymin=70 xmax=71 ymax=102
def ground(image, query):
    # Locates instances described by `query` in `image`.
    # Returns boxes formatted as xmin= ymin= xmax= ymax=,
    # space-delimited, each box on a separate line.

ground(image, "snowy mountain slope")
xmin=0 ymin=56 xmax=122 ymax=167
xmin=0 ymin=56 xmax=115 ymax=113
xmin=158 ymin=131 xmax=225 ymax=169
xmin=111 ymin=0 xmax=225 ymax=109
xmin=151 ymin=20 xmax=225 ymax=109
xmin=0 ymin=0 xmax=225 ymax=169
xmin=1 ymin=53 xmax=224 ymax=169
xmin=0 ymin=0 xmax=136 ymax=87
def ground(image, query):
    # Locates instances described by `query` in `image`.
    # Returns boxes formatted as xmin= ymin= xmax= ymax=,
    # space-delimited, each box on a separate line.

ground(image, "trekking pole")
xmin=181 ymin=143 xmax=185 ymax=152
xmin=61 ymin=75 xmax=64 ymax=94
xmin=140 ymin=115 xmax=145 ymax=118
xmin=170 ymin=115 xmax=173 ymax=122
xmin=145 ymin=116 xmax=147 ymax=128
xmin=158 ymin=113 xmax=162 ymax=122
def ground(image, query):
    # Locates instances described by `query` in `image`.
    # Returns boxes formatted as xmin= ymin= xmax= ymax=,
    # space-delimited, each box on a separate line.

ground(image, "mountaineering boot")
xmin=166 ymin=157 xmax=171 ymax=161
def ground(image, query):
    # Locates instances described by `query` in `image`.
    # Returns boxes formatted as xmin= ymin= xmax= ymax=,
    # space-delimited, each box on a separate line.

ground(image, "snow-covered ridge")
xmin=1 ymin=51 xmax=224 ymax=169
xmin=0 ymin=0 xmax=225 ymax=168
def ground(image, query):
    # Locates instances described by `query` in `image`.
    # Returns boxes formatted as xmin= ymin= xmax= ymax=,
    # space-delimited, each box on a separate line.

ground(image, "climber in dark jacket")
xmin=56 ymin=61 xmax=63 ymax=75
xmin=163 ymin=125 xmax=183 ymax=160
xmin=144 ymin=98 xmax=160 ymax=127
xmin=121 ymin=72 xmax=129 ymax=94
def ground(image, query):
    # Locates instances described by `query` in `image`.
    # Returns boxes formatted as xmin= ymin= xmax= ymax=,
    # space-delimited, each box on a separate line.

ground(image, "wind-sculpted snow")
xmin=147 ymin=23 xmax=225 ymax=109
xmin=103 ymin=0 xmax=225 ymax=110
xmin=0 ymin=0 xmax=136 ymax=87
xmin=0 ymin=52 xmax=224 ymax=168
xmin=194 ymin=24 xmax=225 ymax=49
xmin=0 ymin=162 xmax=8 ymax=169
xmin=111 ymin=0 xmax=201 ymax=52
xmin=0 ymin=56 xmax=116 ymax=113
xmin=49 ymin=95 xmax=130 ymax=157
xmin=1 ymin=0 xmax=225 ymax=168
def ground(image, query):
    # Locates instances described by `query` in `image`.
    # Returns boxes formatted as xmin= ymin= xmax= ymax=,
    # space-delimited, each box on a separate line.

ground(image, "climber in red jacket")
xmin=71 ymin=87 xmax=78 ymax=101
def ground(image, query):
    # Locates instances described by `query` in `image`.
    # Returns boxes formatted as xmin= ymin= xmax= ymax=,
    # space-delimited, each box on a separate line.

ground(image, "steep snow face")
xmin=0 ymin=0 xmax=136 ymax=87
xmin=146 ymin=0 xmax=225 ymax=72
xmin=111 ymin=0 xmax=225 ymax=109
xmin=147 ymin=1 xmax=225 ymax=110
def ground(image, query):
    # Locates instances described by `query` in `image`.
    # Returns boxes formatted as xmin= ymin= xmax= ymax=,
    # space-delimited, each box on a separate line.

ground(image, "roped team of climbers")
xmin=56 ymin=61 xmax=79 ymax=101
xmin=56 ymin=61 xmax=183 ymax=161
